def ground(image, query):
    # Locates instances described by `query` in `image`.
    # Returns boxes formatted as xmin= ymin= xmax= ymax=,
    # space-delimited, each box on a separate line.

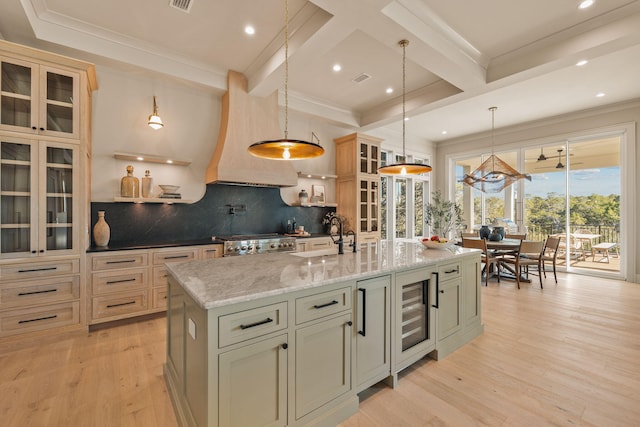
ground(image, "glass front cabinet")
xmin=334 ymin=132 xmax=383 ymax=243
xmin=1 ymin=57 xmax=80 ymax=138
xmin=0 ymin=136 xmax=79 ymax=258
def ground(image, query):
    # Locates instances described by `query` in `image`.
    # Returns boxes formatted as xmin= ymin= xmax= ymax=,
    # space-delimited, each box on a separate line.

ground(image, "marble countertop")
xmin=166 ymin=241 xmax=479 ymax=310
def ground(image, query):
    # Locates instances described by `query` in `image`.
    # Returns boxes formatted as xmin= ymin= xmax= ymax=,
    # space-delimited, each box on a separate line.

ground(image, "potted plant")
xmin=425 ymin=190 xmax=464 ymax=239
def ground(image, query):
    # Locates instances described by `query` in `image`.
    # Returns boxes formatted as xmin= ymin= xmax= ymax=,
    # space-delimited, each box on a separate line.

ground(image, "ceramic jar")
xmin=299 ymin=189 xmax=309 ymax=204
xmin=479 ymin=225 xmax=491 ymax=239
xmin=120 ymin=165 xmax=139 ymax=198
xmin=141 ymin=170 xmax=153 ymax=198
xmin=93 ymin=211 xmax=110 ymax=247
xmin=489 ymin=228 xmax=503 ymax=241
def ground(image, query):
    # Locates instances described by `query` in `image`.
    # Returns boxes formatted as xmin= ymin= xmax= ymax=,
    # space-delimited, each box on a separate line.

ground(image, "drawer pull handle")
xmin=314 ymin=300 xmax=339 ymax=309
xmin=18 ymin=267 xmax=57 ymax=273
xmin=163 ymin=255 xmax=189 ymax=260
xmin=205 ymin=249 xmax=217 ymax=252
xmin=106 ymin=278 xmax=137 ymax=285
xmin=240 ymin=317 xmax=273 ymax=330
xmin=19 ymin=314 xmax=57 ymax=324
xmin=106 ymin=300 xmax=136 ymax=308
xmin=445 ymin=268 xmax=458 ymax=274
xmin=106 ymin=260 xmax=136 ymax=264
xmin=18 ymin=289 xmax=57 ymax=296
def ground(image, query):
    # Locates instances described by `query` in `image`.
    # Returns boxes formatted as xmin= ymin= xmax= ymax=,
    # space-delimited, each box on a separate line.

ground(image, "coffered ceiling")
xmin=2 ymin=0 xmax=640 ymax=145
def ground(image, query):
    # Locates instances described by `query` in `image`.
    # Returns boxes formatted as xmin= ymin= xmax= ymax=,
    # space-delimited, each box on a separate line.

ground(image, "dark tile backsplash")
xmin=90 ymin=184 xmax=334 ymax=246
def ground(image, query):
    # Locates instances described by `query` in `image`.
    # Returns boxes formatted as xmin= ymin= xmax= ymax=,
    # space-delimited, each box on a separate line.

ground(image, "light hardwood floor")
xmin=1 ymin=273 xmax=639 ymax=427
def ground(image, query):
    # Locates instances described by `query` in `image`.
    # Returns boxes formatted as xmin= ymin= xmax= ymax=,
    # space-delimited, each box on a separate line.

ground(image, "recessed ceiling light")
xmin=441 ymin=130 xmax=448 ymax=135
xmin=578 ymin=0 xmax=594 ymax=9
xmin=244 ymin=25 xmax=255 ymax=35
xmin=576 ymin=59 xmax=588 ymax=66
xmin=404 ymin=117 xmax=409 ymax=121
xmin=136 ymin=156 xmax=144 ymax=161
xmin=332 ymin=64 xmax=342 ymax=72
xmin=167 ymin=159 xmax=174 ymax=164
xmin=386 ymin=87 xmax=393 ymax=94
xmin=595 ymin=92 xmax=606 ymax=98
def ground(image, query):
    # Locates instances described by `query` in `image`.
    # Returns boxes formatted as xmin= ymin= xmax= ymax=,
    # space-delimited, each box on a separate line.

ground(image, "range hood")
xmin=206 ymin=70 xmax=297 ymax=187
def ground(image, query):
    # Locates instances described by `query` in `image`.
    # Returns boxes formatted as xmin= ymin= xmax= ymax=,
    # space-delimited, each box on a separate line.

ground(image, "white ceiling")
xmin=2 ymin=0 xmax=640 ymax=146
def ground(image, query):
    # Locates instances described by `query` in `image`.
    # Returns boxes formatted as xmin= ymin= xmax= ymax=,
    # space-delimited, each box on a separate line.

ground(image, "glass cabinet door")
xmin=40 ymin=144 xmax=76 ymax=252
xmin=40 ymin=67 xmax=79 ymax=137
xmin=0 ymin=138 xmax=37 ymax=256
xmin=0 ymin=58 xmax=37 ymax=132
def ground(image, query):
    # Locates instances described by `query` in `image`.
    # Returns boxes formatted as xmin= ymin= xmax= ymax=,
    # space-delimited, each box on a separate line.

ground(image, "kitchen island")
xmin=164 ymin=241 xmax=483 ymax=427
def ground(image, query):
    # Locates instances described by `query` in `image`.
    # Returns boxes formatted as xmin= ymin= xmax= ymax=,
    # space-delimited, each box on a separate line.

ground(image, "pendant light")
xmin=247 ymin=0 xmax=324 ymax=160
xmin=461 ymin=107 xmax=531 ymax=193
xmin=555 ymin=149 xmax=565 ymax=169
xmin=378 ymin=39 xmax=432 ymax=175
xmin=537 ymin=147 xmax=548 ymax=161
xmin=148 ymin=96 xmax=163 ymax=130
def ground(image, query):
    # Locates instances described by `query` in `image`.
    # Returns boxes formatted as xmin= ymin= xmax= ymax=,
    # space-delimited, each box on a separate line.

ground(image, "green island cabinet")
xmin=164 ymin=247 xmax=483 ymax=427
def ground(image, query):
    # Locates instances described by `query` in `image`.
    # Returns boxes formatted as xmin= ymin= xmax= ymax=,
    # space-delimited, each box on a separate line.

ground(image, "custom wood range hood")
xmin=206 ymin=70 xmax=297 ymax=187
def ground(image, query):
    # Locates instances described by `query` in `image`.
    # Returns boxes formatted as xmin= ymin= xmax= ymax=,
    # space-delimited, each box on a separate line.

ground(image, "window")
xmin=380 ymin=150 xmax=430 ymax=240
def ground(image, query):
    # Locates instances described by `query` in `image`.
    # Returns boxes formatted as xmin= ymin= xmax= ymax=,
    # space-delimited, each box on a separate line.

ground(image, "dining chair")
xmin=500 ymin=240 xmax=545 ymax=289
xmin=505 ymin=233 xmax=527 ymax=240
xmin=461 ymin=232 xmax=478 ymax=238
xmin=541 ymin=236 xmax=561 ymax=283
xmin=462 ymin=238 xmax=500 ymax=286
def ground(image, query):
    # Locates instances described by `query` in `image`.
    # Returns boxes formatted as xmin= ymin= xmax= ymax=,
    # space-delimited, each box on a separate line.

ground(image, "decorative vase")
xmin=489 ymin=228 xmax=503 ymax=241
xmin=479 ymin=225 xmax=491 ymax=239
xmin=494 ymin=226 xmax=505 ymax=239
xmin=141 ymin=169 xmax=153 ymax=198
xmin=93 ymin=211 xmax=110 ymax=247
xmin=120 ymin=165 xmax=140 ymax=198
xmin=299 ymin=189 xmax=309 ymax=204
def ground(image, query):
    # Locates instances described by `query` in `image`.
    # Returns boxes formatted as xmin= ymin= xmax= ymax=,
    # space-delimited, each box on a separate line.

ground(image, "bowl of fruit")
xmin=421 ymin=235 xmax=455 ymax=250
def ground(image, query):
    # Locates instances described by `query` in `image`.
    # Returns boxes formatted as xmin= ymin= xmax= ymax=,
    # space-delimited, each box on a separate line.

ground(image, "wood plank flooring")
xmin=1 ymin=273 xmax=639 ymax=426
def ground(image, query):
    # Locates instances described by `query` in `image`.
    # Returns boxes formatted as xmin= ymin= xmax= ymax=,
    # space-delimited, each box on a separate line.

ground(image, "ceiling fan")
xmin=555 ymin=149 xmax=565 ymax=169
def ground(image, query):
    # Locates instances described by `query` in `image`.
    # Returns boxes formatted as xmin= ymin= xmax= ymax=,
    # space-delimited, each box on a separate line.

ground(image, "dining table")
xmin=462 ymin=237 xmax=530 ymax=282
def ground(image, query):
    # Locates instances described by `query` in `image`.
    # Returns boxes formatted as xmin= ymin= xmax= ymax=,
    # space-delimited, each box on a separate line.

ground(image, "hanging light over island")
xmin=378 ymin=39 xmax=432 ymax=175
xmin=248 ymin=0 xmax=324 ymax=160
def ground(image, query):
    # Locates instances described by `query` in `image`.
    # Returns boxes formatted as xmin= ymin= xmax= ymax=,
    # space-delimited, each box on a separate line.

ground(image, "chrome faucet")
xmin=330 ymin=216 xmax=345 ymax=254
xmin=346 ymin=230 xmax=357 ymax=252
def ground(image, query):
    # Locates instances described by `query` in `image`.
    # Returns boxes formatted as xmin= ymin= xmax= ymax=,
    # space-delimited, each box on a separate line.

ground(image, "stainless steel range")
xmin=217 ymin=233 xmax=297 ymax=256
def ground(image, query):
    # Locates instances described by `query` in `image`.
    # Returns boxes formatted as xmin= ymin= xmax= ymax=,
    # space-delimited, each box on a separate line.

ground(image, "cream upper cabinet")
xmin=0 ymin=136 xmax=79 ymax=258
xmin=334 ymin=132 xmax=383 ymax=242
xmin=0 ymin=56 xmax=80 ymax=139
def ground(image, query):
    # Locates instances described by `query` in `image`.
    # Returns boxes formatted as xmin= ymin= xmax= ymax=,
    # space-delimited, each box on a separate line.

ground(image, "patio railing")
xmin=526 ymin=224 xmax=620 ymax=248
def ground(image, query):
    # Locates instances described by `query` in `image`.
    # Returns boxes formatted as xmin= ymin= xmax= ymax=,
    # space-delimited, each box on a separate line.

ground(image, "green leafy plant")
xmin=425 ymin=190 xmax=464 ymax=238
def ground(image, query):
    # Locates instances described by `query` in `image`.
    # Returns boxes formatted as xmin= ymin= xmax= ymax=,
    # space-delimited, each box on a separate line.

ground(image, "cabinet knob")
xmin=32 ymin=126 xmax=37 ymax=130
xmin=281 ymin=343 xmax=288 ymax=350
xmin=346 ymin=321 xmax=353 ymax=326
xmin=39 ymin=127 xmax=45 ymax=131
xmin=440 ymin=290 xmax=444 ymax=293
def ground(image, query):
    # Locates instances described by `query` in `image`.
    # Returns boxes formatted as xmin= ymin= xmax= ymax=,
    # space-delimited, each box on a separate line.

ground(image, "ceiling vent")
xmin=352 ymin=73 xmax=371 ymax=84
xmin=170 ymin=0 xmax=193 ymax=13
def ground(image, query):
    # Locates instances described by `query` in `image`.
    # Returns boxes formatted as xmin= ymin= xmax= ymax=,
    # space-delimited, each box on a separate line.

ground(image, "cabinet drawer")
xmin=152 ymin=249 xmax=197 ymax=265
xmin=219 ymin=302 xmax=288 ymax=348
xmin=92 ymin=291 xmax=148 ymax=320
xmin=153 ymin=266 xmax=170 ymax=288
xmin=0 ymin=259 xmax=79 ymax=281
xmin=438 ymin=262 xmax=461 ymax=281
xmin=199 ymin=244 xmax=223 ymax=259
xmin=296 ymin=287 xmax=352 ymax=325
xmin=91 ymin=253 xmax=148 ymax=271
xmin=152 ymin=287 xmax=168 ymax=309
xmin=0 ymin=275 xmax=79 ymax=309
xmin=91 ymin=269 xmax=148 ymax=295
xmin=0 ymin=301 xmax=80 ymax=337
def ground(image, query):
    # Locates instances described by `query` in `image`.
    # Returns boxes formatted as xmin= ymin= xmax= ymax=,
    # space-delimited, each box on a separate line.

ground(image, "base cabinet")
xmin=355 ymin=275 xmax=391 ymax=392
xmin=219 ymin=335 xmax=288 ymax=427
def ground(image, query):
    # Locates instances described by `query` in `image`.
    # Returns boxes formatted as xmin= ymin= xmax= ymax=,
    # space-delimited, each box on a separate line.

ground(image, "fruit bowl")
xmin=421 ymin=239 xmax=456 ymax=250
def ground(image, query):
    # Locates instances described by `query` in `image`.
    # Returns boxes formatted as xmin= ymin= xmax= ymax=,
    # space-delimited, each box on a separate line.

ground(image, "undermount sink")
xmin=289 ymin=248 xmax=339 ymax=258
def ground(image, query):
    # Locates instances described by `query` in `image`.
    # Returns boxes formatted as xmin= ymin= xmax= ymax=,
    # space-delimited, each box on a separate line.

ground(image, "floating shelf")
xmin=114 ymin=197 xmax=193 ymax=204
xmin=297 ymin=172 xmax=337 ymax=180
xmin=114 ymin=152 xmax=191 ymax=166
xmin=289 ymin=202 xmax=337 ymax=208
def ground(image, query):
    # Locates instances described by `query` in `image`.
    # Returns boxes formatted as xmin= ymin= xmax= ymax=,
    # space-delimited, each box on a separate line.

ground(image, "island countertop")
xmin=166 ymin=240 xmax=479 ymax=310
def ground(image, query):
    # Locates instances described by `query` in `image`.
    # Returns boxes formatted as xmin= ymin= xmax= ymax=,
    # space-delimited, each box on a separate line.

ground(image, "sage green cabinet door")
xmin=436 ymin=277 xmax=462 ymax=341
xmin=356 ymin=275 xmax=390 ymax=391
xmin=295 ymin=313 xmax=352 ymax=420
xmin=463 ymin=257 xmax=481 ymax=326
xmin=219 ymin=334 xmax=288 ymax=427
